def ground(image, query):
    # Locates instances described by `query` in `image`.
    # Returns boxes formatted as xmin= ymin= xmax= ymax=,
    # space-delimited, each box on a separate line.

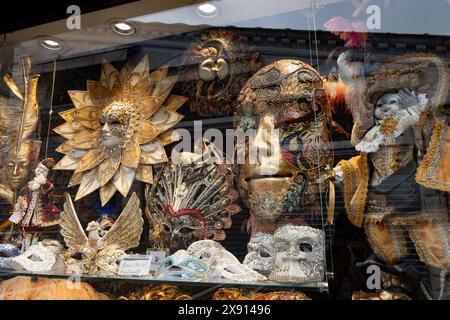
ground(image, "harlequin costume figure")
xmin=9 ymin=158 xmax=59 ymax=252
xmin=334 ymin=52 xmax=450 ymax=299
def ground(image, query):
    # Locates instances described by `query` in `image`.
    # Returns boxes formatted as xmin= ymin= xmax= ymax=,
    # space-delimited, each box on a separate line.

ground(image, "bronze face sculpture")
xmin=53 ymin=55 xmax=187 ymax=205
xmin=0 ymin=57 xmax=41 ymax=206
xmin=180 ymin=30 xmax=259 ymax=117
xmin=235 ymin=59 xmax=337 ymax=233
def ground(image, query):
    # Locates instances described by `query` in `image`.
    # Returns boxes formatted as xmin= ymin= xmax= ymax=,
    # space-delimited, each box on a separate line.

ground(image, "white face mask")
xmin=12 ymin=240 xmax=62 ymax=272
xmin=187 ymin=240 xmax=266 ymax=282
xmin=243 ymin=233 xmax=274 ymax=275
xmin=269 ymin=225 xmax=325 ymax=284
xmin=155 ymin=250 xmax=209 ymax=279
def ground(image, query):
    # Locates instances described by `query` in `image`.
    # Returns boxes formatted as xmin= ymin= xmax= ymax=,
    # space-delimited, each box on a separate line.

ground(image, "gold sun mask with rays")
xmin=53 ymin=55 xmax=187 ymax=205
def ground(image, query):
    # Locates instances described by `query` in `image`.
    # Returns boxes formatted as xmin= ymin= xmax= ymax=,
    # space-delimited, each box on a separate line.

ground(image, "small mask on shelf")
xmin=268 ymin=225 xmax=325 ymax=284
xmin=59 ymin=192 xmax=144 ymax=275
xmin=187 ymin=240 xmax=267 ymax=282
xmin=243 ymin=232 xmax=274 ymax=276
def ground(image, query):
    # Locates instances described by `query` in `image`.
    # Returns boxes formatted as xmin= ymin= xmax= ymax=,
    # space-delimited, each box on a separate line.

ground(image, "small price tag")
xmin=118 ymin=255 xmax=151 ymax=277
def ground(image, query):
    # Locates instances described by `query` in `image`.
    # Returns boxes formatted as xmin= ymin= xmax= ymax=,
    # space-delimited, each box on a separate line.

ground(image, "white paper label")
xmin=118 ymin=256 xmax=151 ymax=277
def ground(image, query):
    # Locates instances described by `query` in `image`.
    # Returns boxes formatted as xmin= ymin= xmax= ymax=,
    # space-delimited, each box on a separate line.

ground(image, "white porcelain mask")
xmin=187 ymin=240 xmax=266 ymax=282
xmin=269 ymin=225 xmax=325 ymax=284
xmin=243 ymin=233 xmax=273 ymax=275
xmin=156 ymin=249 xmax=209 ymax=279
xmin=11 ymin=240 xmax=63 ymax=272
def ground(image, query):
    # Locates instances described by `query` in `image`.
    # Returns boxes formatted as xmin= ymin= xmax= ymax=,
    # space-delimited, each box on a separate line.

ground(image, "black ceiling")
xmin=0 ymin=0 xmax=139 ymax=34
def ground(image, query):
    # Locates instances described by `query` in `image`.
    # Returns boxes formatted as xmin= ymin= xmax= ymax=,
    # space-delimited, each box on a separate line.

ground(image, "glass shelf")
xmin=0 ymin=269 xmax=329 ymax=292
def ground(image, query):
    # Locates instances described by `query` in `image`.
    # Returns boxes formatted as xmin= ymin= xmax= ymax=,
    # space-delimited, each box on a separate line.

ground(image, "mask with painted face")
xmin=180 ymin=31 xmax=260 ymax=117
xmin=53 ymin=55 xmax=186 ymax=205
xmin=235 ymin=60 xmax=334 ymax=226
xmin=99 ymin=102 xmax=136 ymax=151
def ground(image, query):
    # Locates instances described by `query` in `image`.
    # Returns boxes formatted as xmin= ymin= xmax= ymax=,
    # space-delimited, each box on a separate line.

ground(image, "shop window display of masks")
xmin=0 ymin=0 xmax=449 ymax=301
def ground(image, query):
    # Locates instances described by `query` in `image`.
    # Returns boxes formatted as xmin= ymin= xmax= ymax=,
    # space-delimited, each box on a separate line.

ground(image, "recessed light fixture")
xmin=111 ymin=21 xmax=136 ymax=35
xmin=196 ymin=2 xmax=220 ymax=18
xmin=39 ymin=37 xmax=63 ymax=51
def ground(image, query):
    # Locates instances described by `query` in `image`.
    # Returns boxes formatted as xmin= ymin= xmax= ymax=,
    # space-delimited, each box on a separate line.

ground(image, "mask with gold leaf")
xmin=235 ymin=60 xmax=341 ymax=230
xmin=0 ymin=57 xmax=41 ymax=205
xmin=180 ymin=31 xmax=259 ymax=117
xmin=53 ymin=55 xmax=187 ymax=205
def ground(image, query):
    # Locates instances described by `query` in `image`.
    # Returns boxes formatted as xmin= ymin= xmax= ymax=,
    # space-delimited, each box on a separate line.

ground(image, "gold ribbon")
xmin=327 ymin=180 xmax=335 ymax=225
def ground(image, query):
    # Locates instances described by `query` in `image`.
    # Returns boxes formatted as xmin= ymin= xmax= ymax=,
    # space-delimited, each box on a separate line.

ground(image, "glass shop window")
xmin=0 ymin=0 xmax=449 ymax=301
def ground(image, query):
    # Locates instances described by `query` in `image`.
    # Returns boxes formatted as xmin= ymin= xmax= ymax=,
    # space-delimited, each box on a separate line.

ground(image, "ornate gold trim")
xmin=416 ymin=121 xmax=450 ymax=191
xmin=337 ymin=153 xmax=369 ymax=228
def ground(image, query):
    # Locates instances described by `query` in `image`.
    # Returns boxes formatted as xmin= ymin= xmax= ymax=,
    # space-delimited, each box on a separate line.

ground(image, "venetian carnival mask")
xmin=145 ymin=139 xmax=240 ymax=251
xmin=59 ymin=193 xmax=144 ymax=275
xmin=235 ymin=60 xmax=333 ymax=225
xmin=180 ymin=31 xmax=259 ymax=117
xmin=156 ymin=249 xmax=209 ymax=279
xmin=99 ymin=102 xmax=135 ymax=150
xmin=243 ymin=233 xmax=273 ymax=275
xmin=186 ymin=240 xmax=266 ymax=282
xmin=0 ymin=57 xmax=41 ymax=203
xmin=268 ymin=225 xmax=325 ymax=284
xmin=53 ymin=55 xmax=186 ymax=205
xmin=3 ymin=141 xmax=40 ymax=191
xmin=11 ymin=240 xmax=63 ymax=272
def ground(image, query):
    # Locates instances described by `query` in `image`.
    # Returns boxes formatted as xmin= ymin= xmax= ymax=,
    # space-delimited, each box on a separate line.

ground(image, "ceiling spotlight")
xmin=39 ymin=37 xmax=63 ymax=51
xmin=196 ymin=3 xmax=220 ymax=18
xmin=111 ymin=21 xmax=136 ymax=35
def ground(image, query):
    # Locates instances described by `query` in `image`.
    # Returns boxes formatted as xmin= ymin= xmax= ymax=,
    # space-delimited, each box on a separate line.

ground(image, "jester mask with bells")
xmin=145 ymin=139 xmax=241 ymax=251
xmin=235 ymin=59 xmax=341 ymax=231
xmin=0 ymin=57 xmax=41 ymax=205
xmin=53 ymin=55 xmax=187 ymax=205
xmin=180 ymin=30 xmax=260 ymax=117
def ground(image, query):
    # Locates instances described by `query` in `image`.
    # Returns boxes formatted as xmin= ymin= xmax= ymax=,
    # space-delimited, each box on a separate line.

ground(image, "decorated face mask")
xmin=235 ymin=60 xmax=333 ymax=224
xmin=243 ymin=233 xmax=274 ymax=275
xmin=92 ymin=245 xmax=127 ymax=276
xmin=145 ymin=139 xmax=240 ymax=251
xmin=53 ymin=55 xmax=186 ymax=205
xmin=180 ymin=31 xmax=259 ymax=117
xmin=59 ymin=193 xmax=143 ymax=275
xmin=156 ymin=249 xmax=209 ymax=279
xmin=269 ymin=225 xmax=325 ymax=283
xmin=2 ymin=140 xmax=40 ymax=193
xmin=11 ymin=240 xmax=63 ymax=272
xmin=99 ymin=102 xmax=135 ymax=150
xmin=187 ymin=240 xmax=266 ymax=282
